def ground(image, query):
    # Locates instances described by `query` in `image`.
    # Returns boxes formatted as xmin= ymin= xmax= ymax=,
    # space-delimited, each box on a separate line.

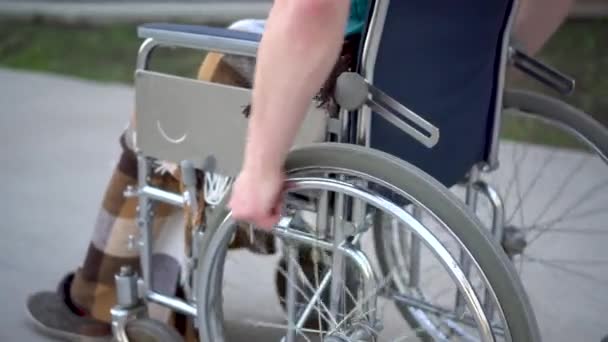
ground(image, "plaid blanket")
xmin=67 ymin=47 xmax=266 ymax=340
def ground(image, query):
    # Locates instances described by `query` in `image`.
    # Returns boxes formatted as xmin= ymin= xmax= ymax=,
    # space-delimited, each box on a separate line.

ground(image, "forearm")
xmin=243 ymin=0 xmax=350 ymax=173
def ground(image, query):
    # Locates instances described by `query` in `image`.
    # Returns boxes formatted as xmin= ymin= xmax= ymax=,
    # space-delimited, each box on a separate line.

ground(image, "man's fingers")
xmin=266 ymin=212 xmax=282 ymax=230
xmin=229 ymin=203 xmax=278 ymax=230
xmin=227 ymin=176 xmax=285 ymax=231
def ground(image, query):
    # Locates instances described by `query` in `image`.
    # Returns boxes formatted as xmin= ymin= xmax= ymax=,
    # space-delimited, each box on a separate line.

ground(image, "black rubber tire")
xmin=372 ymin=88 xmax=608 ymax=341
xmin=197 ymin=142 xmax=541 ymax=342
xmin=503 ymin=89 xmax=608 ymax=158
xmin=125 ymin=318 xmax=184 ymax=342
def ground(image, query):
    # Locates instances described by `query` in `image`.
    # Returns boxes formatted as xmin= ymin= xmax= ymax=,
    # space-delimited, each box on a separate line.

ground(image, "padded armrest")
xmin=139 ymin=23 xmax=262 ymax=42
xmin=137 ymin=23 xmax=261 ymax=57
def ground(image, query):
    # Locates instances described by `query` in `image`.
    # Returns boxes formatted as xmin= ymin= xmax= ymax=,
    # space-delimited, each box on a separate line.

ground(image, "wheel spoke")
xmin=528 ymin=226 xmax=608 ymax=236
xmin=505 ymin=149 xmax=557 ymax=224
xmin=201 ymin=159 xmax=538 ymax=341
xmin=527 ymin=206 xmax=608 ymax=245
xmin=278 ymin=252 xmax=338 ymax=327
xmin=522 ymin=255 xmax=608 ymax=286
xmin=514 ymin=160 xmax=526 ymax=227
xmin=528 ymin=155 xmax=589 ymax=227
xmin=242 ymin=319 xmax=322 ymax=339
xmin=503 ymin=142 xmax=528 ymax=217
xmin=391 ymin=289 xmax=506 ymax=336
xmin=524 ymin=255 xmax=608 ymax=266
xmin=526 ymin=179 xmax=608 ymax=231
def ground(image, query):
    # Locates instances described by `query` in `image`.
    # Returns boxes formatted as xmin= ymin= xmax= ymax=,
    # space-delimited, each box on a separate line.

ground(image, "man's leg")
xmin=26 ymin=129 xmax=184 ymax=340
xmin=26 ymin=24 xmax=262 ymax=341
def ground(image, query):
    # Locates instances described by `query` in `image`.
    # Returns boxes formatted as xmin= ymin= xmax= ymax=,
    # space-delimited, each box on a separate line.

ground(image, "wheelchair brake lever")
xmin=509 ymin=45 xmax=576 ymax=96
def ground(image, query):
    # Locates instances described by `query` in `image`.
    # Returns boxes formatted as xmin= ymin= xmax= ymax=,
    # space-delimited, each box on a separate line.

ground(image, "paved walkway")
xmin=0 ymin=68 xmax=130 ymax=341
xmin=1 ymin=67 xmax=606 ymax=341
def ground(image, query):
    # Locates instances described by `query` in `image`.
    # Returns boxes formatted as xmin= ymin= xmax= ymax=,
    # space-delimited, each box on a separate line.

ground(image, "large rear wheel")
xmin=196 ymin=143 xmax=540 ymax=342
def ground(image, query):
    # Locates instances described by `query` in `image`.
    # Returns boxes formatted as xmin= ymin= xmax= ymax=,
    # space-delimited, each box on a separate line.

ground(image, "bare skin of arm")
xmin=229 ymin=0 xmax=351 ymax=229
xmin=515 ymin=0 xmax=576 ymax=55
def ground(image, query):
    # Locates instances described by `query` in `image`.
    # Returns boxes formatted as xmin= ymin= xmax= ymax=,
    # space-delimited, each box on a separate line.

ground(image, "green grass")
xmin=0 ymin=18 xmax=606 ymax=149
xmin=501 ymin=110 xmax=585 ymax=150
xmin=507 ymin=18 xmax=608 ymax=129
xmin=499 ymin=19 xmax=607 ymax=150
xmin=0 ymin=21 xmax=206 ymax=83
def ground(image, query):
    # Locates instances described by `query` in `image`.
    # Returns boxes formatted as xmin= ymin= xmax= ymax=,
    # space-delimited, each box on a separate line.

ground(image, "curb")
xmin=0 ymin=2 xmax=272 ymax=25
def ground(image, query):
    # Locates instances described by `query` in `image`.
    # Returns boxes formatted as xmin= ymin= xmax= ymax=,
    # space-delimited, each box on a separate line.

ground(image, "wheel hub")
xmin=502 ymin=225 xmax=528 ymax=257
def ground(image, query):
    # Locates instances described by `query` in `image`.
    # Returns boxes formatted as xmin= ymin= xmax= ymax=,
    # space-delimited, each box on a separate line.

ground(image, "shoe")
xmin=26 ymin=273 xmax=112 ymax=341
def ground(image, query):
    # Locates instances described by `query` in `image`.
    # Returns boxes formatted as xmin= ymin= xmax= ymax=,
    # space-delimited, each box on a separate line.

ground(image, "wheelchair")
xmin=110 ymin=0 xmax=608 ymax=341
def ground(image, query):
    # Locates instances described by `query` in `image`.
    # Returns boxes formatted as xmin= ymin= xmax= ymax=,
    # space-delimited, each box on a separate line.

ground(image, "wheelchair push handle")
xmin=508 ymin=45 xmax=576 ymax=96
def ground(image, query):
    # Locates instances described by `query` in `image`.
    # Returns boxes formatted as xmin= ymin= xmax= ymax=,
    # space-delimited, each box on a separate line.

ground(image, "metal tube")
xmin=294 ymin=232 xmax=366 ymax=330
xmin=285 ymin=244 xmax=298 ymax=342
xmin=329 ymin=190 xmax=346 ymax=325
xmin=115 ymin=266 xmax=140 ymax=308
xmin=147 ymin=291 xmax=197 ymax=317
xmin=136 ymin=38 xmax=159 ymax=71
xmin=356 ymin=0 xmax=390 ymax=147
xmin=296 ymin=270 xmax=332 ymax=330
xmin=346 ymin=248 xmax=375 ymax=324
xmin=316 ymin=190 xmax=329 ymax=238
xmin=110 ymin=307 xmax=131 ymax=342
xmin=140 ymin=185 xmax=185 ymax=207
xmin=474 ymin=181 xmax=506 ymax=245
xmin=366 ymin=90 xmax=439 ymax=148
xmin=137 ymin=155 xmax=154 ymax=292
xmin=486 ymin=0 xmax=521 ymax=170
xmin=474 ymin=181 xmax=506 ymax=321
xmin=274 ymin=220 xmax=376 ymax=326
xmin=137 ymin=27 xmax=259 ymax=58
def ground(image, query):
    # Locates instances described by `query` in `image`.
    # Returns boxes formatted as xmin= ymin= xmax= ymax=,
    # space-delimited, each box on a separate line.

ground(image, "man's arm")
xmin=243 ymin=0 xmax=351 ymax=174
xmin=229 ymin=0 xmax=351 ymax=228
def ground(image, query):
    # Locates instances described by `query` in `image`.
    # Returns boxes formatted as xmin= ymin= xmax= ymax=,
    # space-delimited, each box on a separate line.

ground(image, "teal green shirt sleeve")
xmin=345 ymin=0 xmax=368 ymax=36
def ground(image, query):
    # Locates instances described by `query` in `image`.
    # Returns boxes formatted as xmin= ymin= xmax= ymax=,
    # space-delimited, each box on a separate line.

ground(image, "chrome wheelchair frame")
xmin=109 ymin=0 xmax=608 ymax=341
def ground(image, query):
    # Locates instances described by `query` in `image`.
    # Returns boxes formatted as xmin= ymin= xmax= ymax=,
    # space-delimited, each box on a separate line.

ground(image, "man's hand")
xmin=229 ymin=167 xmax=285 ymax=230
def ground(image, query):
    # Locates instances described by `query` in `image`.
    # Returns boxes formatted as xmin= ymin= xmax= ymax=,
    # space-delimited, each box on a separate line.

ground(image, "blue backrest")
xmin=362 ymin=0 xmax=515 ymax=187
